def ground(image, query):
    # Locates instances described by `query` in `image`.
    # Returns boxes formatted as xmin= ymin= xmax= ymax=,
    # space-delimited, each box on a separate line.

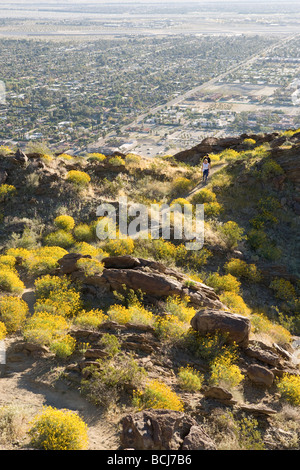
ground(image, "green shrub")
xmin=191 ymin=188 xmax=216 ymax=205
xmin=44 ymin=230 xmax=75 ymax=249
xmin=224 ymin=258 xmax=261 ymax=282
xmin=177 ymin=366 xmax=204 ymax=392
xmin=218 ymin=221 xmax=244 ymax=250
xmin=0 ymin=184 xmax=16 ymax=202
xmin=73 ymin=223 xmax=94 ymax=242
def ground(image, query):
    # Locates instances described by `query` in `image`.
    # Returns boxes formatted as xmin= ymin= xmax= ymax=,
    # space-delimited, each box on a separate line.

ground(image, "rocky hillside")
xmin=0 ymin=130 xmax=299 ymax=451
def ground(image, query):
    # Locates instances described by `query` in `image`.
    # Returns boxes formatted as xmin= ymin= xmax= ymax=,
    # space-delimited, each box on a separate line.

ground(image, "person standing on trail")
xmin=202 ymin=157 xmax=210 ymax=183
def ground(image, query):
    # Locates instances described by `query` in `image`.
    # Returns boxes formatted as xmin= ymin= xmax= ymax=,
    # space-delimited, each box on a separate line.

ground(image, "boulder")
xmin=120 ymin=409 xmax=216 ymax=450
xmin=247 ymin=364 xmax=274 ymax=387
xmin=57 ymin=253 xmax=91 ymax=274
xmin=190 ymin=308 xmax=251 ymax=347
xmin=203 ymin=386 xmax=235 ymax=404
xmin=244 ymin=346 xmax=280 ymax=367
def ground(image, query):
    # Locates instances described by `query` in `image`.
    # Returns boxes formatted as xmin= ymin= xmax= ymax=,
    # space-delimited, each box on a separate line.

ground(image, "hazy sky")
xmin=0 ymin=0 xmax=295 ymax=3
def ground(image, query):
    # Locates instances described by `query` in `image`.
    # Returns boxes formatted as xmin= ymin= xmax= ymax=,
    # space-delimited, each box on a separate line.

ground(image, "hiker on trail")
xmin=202 ymin=157 xmax=210 ymax=183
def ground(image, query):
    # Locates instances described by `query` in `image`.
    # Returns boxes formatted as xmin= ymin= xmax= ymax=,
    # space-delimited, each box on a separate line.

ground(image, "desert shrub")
xmin=224 ymin=258 xmax=261 ymax=282
xmin=5 ymin=247 xmax=31 ymax=261
xmin=86 ymin=152 xmax=106 ymax=162
xmin=125 ymin=153 xmax=142 ymax=167
xmin=0 ymin=255 xmax=16 ymax=270
xmin=0 ymin=184 xmax=16 ymax=202
xmin=0 ymin=296 xmax=29 ymax=333
xmin=0 ymin=268 xmax=25 ymax=294
xmin=219 ymin=292 xmax=251 ymax=316
xmin=152 ymin=238 xmax=178 ymax=261
xmin=108 ymin=156 xmax=125 ymax=166
xmin=107 ymin=303 xmax=153 ymax=326
xmin=0 ymin=145 xmax=13 ymax=156
xmin=243 ymin=138 xmax=256 ymax=148
xmin=164 ymin=295 xmax=195 ymax=323
xmin=23 ymin=311 xmax=75 ymax=357
xmin=205 ymin=272 xmax=240 ymax=294
xmin=72 ymin=242 xmax=107 ymax=259
xmin=54 ymin=215 xmax=75 ymax=231
xmin=44 ymin=230 xmax=75 ymax=249
xmin=235 ymin=415 xmax=265 ymax=450
xmin=171 ymin=177 xmax=193 ymax=195
xmin=277 ymin=374 xmax=300 ymax=406
xmin=269 ymin=277 xmax=296 ymax=301
xmin=34 ymin=274 xmax=71 ymax=300
xmin=58 ymin=153 xmax=74 ymax=161
xmin=104 ymin=236 xmax=134 ymax=256
xmin=191 ymin=188 xmax=217 ymax=205
xmin=0 ymin=321 xmax=7 ymax=339
xmin=74 ymin=309 xmax=107 ymax=329
xmin=218 ymin=221 xmax=244 ymax=250
xmin=185 ymin=247 xmax=212 ymax=270
xmin=170 ymin=197 xmax=191 ymax=210
xmin=133 ymin=380 xmax=184 ymax=411
xmin=81 ymin=353 xmax=146 ymax=408
xmin=34 ymin=286 xmax=82 ymax=318
xmin=73 ymin=223 xmax=94 ymax=242
xmin=76 ymin=258 xmax=104 ymax=277
xmin=66 ymin=170 xmax=91 ymax=187
xmin=260 ymin=158 xmax=284 ymax=180
xmin=183 ymin=330 xmax=233 ymax=363
xmin=24 ymin=246 xmax=68 ymax=276
xmin=177 ymin=366 xmax=204 ymax=392
xmin=153 ymin=315 xmax=188 ymax=342
xmin=204 ymin=201 xmax=223 ymax=218
xmin=251 ymin=313 xmax=292 ymax=345
xmin=29 ymin=406 xmax=88 ymax=450
xmin=210 ymin=351 xmax=244 ymax=389
xmin=219 ymin=149 xmax=240 ymax=161
xmin=0 ymin=404 xmax=30 ymax=446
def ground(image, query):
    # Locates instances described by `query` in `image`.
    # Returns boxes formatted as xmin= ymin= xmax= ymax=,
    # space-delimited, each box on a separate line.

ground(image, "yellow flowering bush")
xmin=54 ymin=215 xmax=75 ymax=231
xmin=107 ymin=304 xmax=153 ymax=326
xmin=191 ymin=188 xmax=216 ymax=205
xmin=224 ymin=258 xmax=261 ymax=282
xmin=171 ymin=177 xmax=193 ymax=195
xmin=34 ymin=274 xmax=71 ymax=300
xmin=5 ymin=247 xmax=31 ymax=261
xmin=0 ymin=321 xmax=7 ymax=340
xmin=204 ymin=201 xmax=223 ymax=218
xmin=0 ymin=268 xmax=25 ymax=294
xmin=73 ymin=223 xmax=94 ymax=242
xmin=86 ymin=152 xmax=106 ymax=162
xmin=29 ymin=406 xmax=88 ymax=450
xmin=177 ymin=366 xmax=204 ymax=392
xmin=205 ymin=272 xmax=241 ymax=294
xmin=133 ymin=380 xmax=184 ymax=411
xmin=219 ymin=292 xmax=251 ymax=316
xmin=34 ymin=286 xmax=82 ymax=318
xmin=66 ymin=170 xmax=91 ymax=187
xmin=277 ymin=374 xmax=300 ymax=406
xmin=58 ymin=153 xmax=74 ymax=161
xmin=165 ymin=295 xmax=195 ymax=323
xmin=72 ymin=241 xmax=107 ymax=259
xmin=0 ymin=255 xmax=16 ymax=270
xmin=23 ymin=312 xmax=75 ymax=357
xmin=0 ymin=296 xmax=29 ymax=333
xmin=0 ymin=184 xmax=16 ymax=202
xmin=218 ymin=221 xmax=244 ymax=250
xmin=210 ymin=352 xmax=244 ymax=389
xmin=76 ymin=258 xmax=104 ymax=277
xmin=154 ymin=315 xmax=188 ymax=342
xmin=250 ymin=313 xmax=291 ymax=345
xmin=104 ymin=236 xmax=134 ymax=256
xmin=108 ymin=156 xmax=125 ymax=166
xmin=74 ymin=309 xmax=108 ymax=329
xmin=269 ymin=277 xmax=296 ymax=301
xmin=24 ymin=246 xmax=68 ymax=276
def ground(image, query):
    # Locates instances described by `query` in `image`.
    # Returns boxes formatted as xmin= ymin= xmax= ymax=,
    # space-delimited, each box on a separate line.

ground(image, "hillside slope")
xmin=0 ymin=131 xmax=299 ymax=451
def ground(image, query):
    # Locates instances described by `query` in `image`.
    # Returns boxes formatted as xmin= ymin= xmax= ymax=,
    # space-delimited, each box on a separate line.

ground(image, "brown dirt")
xmin=0 ymin=336 xmax=121 ymax=450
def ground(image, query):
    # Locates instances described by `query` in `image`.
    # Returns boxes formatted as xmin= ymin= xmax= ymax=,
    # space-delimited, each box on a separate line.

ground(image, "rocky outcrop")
xmin=173 ymin=132 xmax=281 ymax=166
xmin=120 ymin=409 xmax=216 ymax=450
xmin=57 ymin=254 xmax=226 ymax=310
xmin=190 ymin=308 xmax=251 ymax=347
xmin=247 ymin=364 xmax=274 ymax=387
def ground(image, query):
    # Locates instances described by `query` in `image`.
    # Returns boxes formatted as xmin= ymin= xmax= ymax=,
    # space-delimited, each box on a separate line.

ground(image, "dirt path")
xmin=0 ymin=337 xmax=120 ymax=450
xmin=184 ymin=162 xmax=226 ymax=200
